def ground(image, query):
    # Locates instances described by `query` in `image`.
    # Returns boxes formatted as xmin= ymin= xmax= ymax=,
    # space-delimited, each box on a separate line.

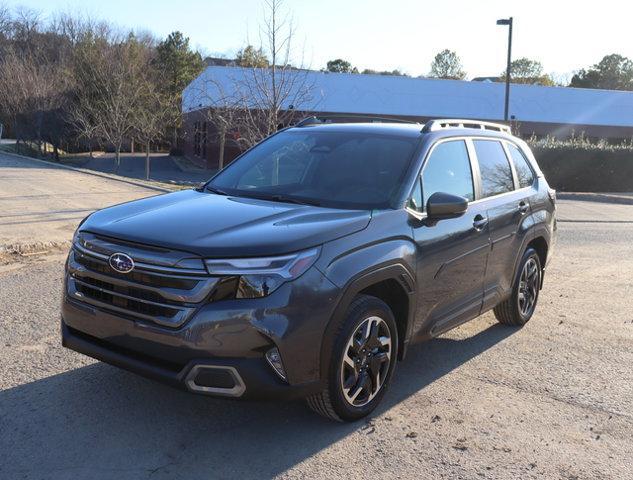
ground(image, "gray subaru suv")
xmin=62 ymin=117 xmax=556 ymax=421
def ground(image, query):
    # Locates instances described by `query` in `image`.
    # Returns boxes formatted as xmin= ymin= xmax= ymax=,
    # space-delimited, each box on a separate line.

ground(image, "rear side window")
xmin=473 ymin=140 xmax=515 ymax=197
xmin=422 ymin=140 xmax=474 ymax=205
xmin=507 ymin=143 xmax=535 ymax=188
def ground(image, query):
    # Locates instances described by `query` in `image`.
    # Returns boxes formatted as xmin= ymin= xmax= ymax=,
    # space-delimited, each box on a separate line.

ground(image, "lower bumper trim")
xmin=185 ymin=365 xmax=246 ymax=397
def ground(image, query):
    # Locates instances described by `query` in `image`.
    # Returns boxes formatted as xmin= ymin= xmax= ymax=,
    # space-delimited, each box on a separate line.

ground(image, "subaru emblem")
xmin=109 ymin=253 xmax=135 ymax=273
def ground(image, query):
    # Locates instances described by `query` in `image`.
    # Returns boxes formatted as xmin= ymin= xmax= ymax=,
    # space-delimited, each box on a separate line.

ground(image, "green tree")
xmin=429 ymin=50 xmax=466 ymax=80
xmin=570 ymin=54 xmax=633 ymax=90
xmin=326 ymin=58 xmax=358 ymax=74
xmin=236 ymin=45 xmax=270 ymax=67
xmin=155 ymin=31 xmax=203 ymax=148
xmin=502 ymin=57 xmax=554 ymax=86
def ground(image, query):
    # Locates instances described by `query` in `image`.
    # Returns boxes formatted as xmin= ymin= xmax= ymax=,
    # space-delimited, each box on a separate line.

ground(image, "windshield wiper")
xmin=255 ymin=193 xmax=321 ymax=207
xmin=204 ymin=185 xmax=229 ymax=196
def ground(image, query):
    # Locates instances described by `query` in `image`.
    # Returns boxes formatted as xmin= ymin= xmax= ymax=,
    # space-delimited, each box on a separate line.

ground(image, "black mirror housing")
xmin=426 ymin=192 xmax=468 ymax=219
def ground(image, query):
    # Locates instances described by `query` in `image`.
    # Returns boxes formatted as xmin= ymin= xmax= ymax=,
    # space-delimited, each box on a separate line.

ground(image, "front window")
xmin=208 ymin=129 xmax=419 ymax=209
xmin=422 ymin=140 xmax=474 ymax=206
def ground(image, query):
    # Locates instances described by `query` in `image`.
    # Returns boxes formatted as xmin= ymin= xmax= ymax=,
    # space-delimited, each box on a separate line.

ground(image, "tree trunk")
xmin=218 ymin=131 xmax=226 ymax=171
xmin=54 ymin=144 xmax=60 ymax=162
xmin=145 ymin=141 xmax=151 ymax=180
xmin=36 ymin=111 xmax=43 ymax=157
xmin=131 ymin=138 xmax=135 ymax=154
xmin=115 ymin=146 xmax=121 ymax=174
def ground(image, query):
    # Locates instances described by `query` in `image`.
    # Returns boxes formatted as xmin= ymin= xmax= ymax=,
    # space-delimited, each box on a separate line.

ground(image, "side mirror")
xmin=426 ymin=192 xmax=468 ymax=219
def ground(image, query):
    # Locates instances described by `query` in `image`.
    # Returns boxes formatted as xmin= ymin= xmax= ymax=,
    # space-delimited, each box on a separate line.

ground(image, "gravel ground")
xmin=0 ymin=156 xmax=632 ymax=479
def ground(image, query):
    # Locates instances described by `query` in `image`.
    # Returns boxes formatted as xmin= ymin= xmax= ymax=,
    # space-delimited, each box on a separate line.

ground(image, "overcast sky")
xmin=5 ymin=0 xmax=631 ymax=80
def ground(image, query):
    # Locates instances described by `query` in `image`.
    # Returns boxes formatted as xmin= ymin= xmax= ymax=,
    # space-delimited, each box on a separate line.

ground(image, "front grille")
xmin=75 ymin=254 xmax=198 ymax=290
xmin=75 ymin=281 xmax=182 ymax=318
xmin=66 ymin=233 xmax=220 ymax=328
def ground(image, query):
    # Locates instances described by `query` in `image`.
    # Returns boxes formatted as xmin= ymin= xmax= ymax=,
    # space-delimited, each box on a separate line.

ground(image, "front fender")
xmin=316 ymin=237 xmax=417 ymax=378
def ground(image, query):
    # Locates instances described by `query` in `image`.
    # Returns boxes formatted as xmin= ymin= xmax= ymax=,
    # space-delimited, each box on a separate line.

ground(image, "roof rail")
xmin=421 ymin=119 xmax=511 ymax=134
xmin=295 ymin=114 xmax=419 ymax=127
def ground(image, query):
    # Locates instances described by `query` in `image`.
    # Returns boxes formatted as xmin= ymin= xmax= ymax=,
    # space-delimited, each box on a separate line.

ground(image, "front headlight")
xmin=204 ymin=247 xmax=321 ymax=298
xmin=72 ymin=215 xmax=92 ymax=246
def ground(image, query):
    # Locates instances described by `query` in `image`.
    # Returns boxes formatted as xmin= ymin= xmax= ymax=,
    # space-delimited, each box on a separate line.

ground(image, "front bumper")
xmin=61 ymin=322 xmax=321 ymax=400
xmin=61 ymin=260 xmax=340 ymax=400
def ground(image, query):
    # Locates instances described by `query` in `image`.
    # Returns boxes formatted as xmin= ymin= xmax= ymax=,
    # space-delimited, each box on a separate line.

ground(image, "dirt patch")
xmin=0 ymin=241 xmax=70 ymax=265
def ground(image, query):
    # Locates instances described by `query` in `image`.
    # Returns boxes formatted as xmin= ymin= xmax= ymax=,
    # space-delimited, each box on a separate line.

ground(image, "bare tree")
xmin=0 ymin=51 xmax=30 ymax=150
xmin=0 ymin=47 xmax=69 ymax=155
xmin=0 ymin=8 xmax=203 ymax=165
xmin=133 ymin=76 xmax=170 ymax=179
xmin=234 ymin=0 xmax=314 ymax=147
xmin=0 ymin=4 xmax=11 ymax=37
xmin=70 ymin=89 xmax=101 ymax=157
xmin=191 ymin=77 xmax=242 ymax=170
xmin=73 ymin=36 xmax=150 ymax=172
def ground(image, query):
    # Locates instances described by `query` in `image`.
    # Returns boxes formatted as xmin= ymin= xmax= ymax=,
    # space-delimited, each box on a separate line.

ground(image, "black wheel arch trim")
xmin=510 ymin=226 xmax=550 ymax=293
xmin=318 ymin=261 xmax=417 ymax=382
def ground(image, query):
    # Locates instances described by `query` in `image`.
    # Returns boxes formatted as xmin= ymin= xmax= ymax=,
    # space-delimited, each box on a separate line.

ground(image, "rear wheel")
xmin=307 ymin=295 xmax=398 ymax=422
xmin=494 ymin=247 xmax=542 ymax=326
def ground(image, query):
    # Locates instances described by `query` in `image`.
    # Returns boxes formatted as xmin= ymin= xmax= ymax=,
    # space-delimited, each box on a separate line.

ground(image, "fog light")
xmin=265 ymin=347 xmax=287 ymax=381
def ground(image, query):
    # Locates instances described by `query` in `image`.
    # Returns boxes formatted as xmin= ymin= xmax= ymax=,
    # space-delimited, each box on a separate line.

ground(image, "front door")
xmin=409 ymin=139 xmax=491 ymax=339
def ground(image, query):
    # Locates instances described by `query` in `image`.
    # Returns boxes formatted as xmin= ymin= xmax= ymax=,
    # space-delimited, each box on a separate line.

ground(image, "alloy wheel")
xmin=518 ymin=257 xmax=540 ymax=317
xmin=340 ymin=316 xmax=392 ymax=407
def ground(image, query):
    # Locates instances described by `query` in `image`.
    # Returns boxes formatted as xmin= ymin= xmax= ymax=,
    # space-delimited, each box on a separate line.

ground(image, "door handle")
xmin=473 ymin=215 xmax=488 ymax=231
xmin=518 ymin=201 xmax=529 ymax=214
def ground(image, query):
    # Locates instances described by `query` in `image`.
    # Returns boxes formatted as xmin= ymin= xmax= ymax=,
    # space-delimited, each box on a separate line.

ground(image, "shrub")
xmin=527 ymin=136 xmax=633 ymax=192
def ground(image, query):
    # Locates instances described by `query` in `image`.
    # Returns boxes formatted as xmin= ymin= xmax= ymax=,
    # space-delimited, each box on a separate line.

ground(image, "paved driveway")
xmin=0 ymin=153 xmax=160 ymax=254
xmin=74 ymin=153 xmax=213 ymax=184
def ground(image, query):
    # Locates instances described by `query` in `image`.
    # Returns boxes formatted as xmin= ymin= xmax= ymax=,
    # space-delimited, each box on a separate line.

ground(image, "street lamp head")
xmin=497 ymin=18 xmax=512 ymax=25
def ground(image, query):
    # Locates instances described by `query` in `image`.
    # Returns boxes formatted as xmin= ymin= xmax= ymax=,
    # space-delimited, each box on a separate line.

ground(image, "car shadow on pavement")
xmin=0 ymin=323 xmax=516 ymax=479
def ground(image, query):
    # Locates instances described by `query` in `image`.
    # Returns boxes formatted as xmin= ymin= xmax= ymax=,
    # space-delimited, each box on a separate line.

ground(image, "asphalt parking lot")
xmin=1 ymin=153 xmax=632 ymax=479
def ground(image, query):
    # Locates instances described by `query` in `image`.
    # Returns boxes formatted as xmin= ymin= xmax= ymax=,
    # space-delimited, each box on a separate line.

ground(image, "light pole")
xmin=497 ymin=17 xmax=513 ymax=121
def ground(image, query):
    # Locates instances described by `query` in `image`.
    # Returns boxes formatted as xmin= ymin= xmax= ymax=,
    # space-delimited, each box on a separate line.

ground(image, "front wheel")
xmin=494 ymin=247 xmax=542 ymax=326
xmin=307 ymin=295 xmax=398 ymax=422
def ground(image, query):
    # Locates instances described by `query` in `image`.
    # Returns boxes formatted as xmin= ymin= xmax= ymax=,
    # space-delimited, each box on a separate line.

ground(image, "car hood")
xmin=81 ymin=189 xmax=371 ymax=257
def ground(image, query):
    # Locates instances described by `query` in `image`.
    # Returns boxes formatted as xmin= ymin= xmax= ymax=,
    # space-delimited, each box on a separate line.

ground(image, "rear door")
xmin=410 ymin=139 xmax=491 ymax=338
xmin=471 ymin=139 xmax=536 ymax=310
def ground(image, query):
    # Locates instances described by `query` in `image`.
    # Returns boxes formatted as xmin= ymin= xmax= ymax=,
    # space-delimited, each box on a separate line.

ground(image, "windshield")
xmin=207 ymin=129 xmax=419 ymax=209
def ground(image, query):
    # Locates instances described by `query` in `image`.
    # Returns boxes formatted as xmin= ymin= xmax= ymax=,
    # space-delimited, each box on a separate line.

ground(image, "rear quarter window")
xmin=473 ymin=140 xmax=515 ymax=197
xmin=507 ymin=143 xmax=535 ymax=188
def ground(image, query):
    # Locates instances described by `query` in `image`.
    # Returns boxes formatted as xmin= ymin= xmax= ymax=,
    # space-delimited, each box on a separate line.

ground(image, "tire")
xmin=494 ymin=247 xmax=542 ymax=326
xmin=307 ymin=294 xmax=398 ymax=422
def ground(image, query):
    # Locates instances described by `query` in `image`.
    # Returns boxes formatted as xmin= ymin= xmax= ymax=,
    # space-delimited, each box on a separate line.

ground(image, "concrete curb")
xmin=1 ymin=150 xmax=176 ymax=193
xmin=558 ymin=192 xmax=633 ymax=206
